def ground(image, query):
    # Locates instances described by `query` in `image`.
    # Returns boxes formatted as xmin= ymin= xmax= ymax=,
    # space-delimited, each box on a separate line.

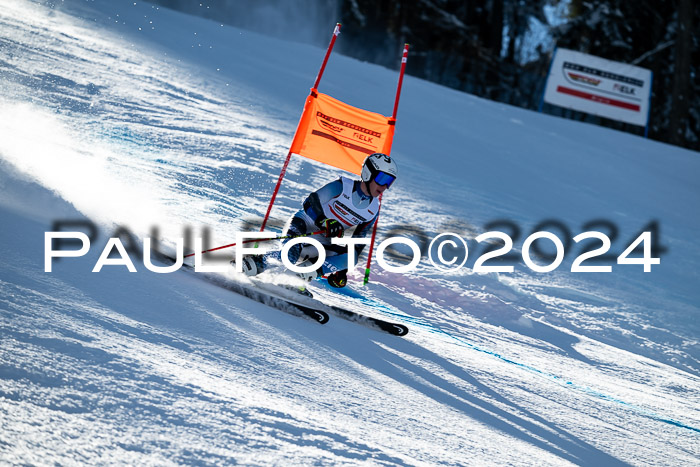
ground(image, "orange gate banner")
xmin=289 ymin=91 xmax=395 ymax=175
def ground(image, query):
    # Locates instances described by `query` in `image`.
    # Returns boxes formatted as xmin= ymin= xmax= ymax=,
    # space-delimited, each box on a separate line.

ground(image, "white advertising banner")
xmin=543 ymin=48 xmax=652 ymax=127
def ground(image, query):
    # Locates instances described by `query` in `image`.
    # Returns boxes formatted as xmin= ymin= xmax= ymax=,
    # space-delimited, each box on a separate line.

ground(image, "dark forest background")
xmin=149 ymin=0 xmax=699 ymax=152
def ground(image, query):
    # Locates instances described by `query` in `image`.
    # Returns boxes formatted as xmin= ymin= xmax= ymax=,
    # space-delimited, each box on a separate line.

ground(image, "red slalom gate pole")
xmin=392 ymin=44 xmax=410 ymax=120
xmin=363 ymin=194 xmax=382 ymax=284
xmin=313 ymin=23 xmax=341 ymax=91
xmin=259 ymin=23 xmax=341 ymax=233
xmin=364 ymin=44 xmax=409 ymax=285
xmin=259 ymin=149 xmax=292 ymax=232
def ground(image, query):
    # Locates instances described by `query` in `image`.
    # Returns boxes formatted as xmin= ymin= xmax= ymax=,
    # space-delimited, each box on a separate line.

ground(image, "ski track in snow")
xmin=1 ymin=0 xmax=699 ymax=465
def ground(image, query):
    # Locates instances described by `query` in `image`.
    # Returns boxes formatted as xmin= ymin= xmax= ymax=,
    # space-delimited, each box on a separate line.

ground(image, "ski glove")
xmin=327 ymin=269 xmax=347 ymax=288
xmin=318 ymin=218 xmax=344 ymax=238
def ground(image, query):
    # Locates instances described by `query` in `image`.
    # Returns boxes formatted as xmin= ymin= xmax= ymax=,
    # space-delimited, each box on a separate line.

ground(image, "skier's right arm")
xmin=303 ymin=178 xmax=343 ymax=226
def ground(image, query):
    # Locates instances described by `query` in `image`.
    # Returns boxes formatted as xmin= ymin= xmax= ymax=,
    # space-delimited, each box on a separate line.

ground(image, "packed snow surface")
xmin=1 ymin=1 xmax=698 ymax=465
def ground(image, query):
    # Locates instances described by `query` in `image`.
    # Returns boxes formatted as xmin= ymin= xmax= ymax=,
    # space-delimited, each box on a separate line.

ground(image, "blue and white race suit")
xmin=266 ymin=176 xmax=379 ymax=275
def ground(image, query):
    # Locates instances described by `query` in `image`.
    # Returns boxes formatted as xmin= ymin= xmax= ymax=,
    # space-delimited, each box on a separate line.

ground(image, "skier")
xmin=239 ymin=153 xmax=398 ymax=289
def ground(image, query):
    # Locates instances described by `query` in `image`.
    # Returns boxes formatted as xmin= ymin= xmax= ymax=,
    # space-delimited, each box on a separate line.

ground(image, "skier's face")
xmin=368 ymin=179 xmax=388 ymax=197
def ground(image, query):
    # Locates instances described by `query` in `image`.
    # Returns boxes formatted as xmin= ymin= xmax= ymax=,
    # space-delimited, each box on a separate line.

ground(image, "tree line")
xmin=336 ymin=0 xmax=698 ymax=151
xmin=149 ymin=0 xmax=698 ymax=151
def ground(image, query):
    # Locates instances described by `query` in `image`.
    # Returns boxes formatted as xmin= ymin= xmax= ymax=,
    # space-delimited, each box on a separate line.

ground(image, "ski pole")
xmin=184 ymin=230 xmax=325 ymax=258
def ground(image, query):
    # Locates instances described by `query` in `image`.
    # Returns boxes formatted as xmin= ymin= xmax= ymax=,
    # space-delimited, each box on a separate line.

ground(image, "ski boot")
xmin=231 ymin=254 xmax=265 ymax=276
xmin=284 ymin=260 xmax=322 ymax=298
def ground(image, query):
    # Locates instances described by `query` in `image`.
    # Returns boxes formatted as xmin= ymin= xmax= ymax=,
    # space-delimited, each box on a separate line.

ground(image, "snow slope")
xmin=1 ymin=0 xmax=698 ymax=464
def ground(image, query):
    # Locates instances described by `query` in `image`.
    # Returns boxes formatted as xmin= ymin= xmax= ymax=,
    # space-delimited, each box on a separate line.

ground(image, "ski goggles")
xmin=373 ymin=171 xmax=396 ymax=188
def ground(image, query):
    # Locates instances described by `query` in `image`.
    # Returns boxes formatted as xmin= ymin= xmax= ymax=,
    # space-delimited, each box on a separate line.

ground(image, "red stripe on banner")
xmin=328 ymin=205 xmax=354 ymax=226
xmin=556 ymin=86 xmax=640 ymax=112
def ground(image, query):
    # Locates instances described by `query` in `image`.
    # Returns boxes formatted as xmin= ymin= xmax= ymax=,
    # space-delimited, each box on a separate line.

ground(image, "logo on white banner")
xmin=543 ymin=49 xmax=652 ymax=127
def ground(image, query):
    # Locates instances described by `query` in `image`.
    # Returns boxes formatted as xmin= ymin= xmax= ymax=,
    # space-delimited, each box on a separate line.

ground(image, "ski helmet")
xmin=361 ymin=153 xmax=397 ymax=188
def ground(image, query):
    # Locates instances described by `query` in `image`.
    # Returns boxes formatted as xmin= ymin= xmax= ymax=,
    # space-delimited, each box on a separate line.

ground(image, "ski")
xmin=312 ymin=279 xmax=409 ymax=336
xmin=157 ymin=253 xmax=407 ymax=335
xmin=328 ymin=305 xmax=408 ymax=336
xmin=256 ymin=279 xmax=408 ymax=336
xmin=158 ymin=254 xmax=329 ymax=324
xmin=208 ymin=274 xmax=330 ymax=324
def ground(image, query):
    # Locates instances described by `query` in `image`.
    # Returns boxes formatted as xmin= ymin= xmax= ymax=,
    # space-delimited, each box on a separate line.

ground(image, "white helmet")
xmin=361 ymin=153 xmax=397 ymax=187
